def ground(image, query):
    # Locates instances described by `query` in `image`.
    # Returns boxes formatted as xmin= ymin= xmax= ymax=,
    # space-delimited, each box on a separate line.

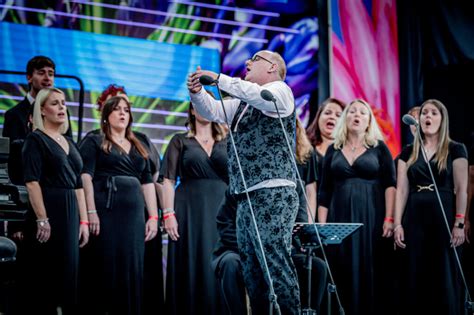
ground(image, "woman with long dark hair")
xmin=160 ymin=101 xmax=228 ymax=315
xmin=79 ymin=96 xmax=158 ymax=314
xmin=80 ymin=84 xmax=164 ymax=314
xmin=306 ymin=98 xmax=345 ymax=187
xmin=394 ymin=99 xmax=468 ymax=314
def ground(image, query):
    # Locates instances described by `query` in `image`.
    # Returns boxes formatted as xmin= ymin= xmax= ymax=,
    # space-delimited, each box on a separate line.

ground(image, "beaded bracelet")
xmin=162 ymin=208 xmax=175 ymax=214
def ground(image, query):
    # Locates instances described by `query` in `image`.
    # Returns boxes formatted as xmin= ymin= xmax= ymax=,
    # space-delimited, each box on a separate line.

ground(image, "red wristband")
xmin=149 ymin=215 xmax=159 ymax=221
xmin=163 ymin=213 xmax=176 ymax=221
xmin=384 ymin=217 xmax=394 ymax=223
xmin=80 ymin=221 xmax=90 ymax=225
xmin=455 ymin=214 xmax=465 ymax=218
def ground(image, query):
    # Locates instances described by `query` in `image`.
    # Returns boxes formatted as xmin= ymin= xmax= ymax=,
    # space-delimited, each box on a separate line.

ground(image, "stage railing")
xmin=0 ymin=70 xmax=85 ymax=143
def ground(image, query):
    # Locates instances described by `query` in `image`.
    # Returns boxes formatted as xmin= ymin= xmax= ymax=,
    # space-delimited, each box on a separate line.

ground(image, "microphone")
xmin=199 ymin=75 xmax=217 ymax=86
xmin=260 ymin=89 xmax=276 ymax=102
xmin=402 ymin=114 xmax=418 ymax=126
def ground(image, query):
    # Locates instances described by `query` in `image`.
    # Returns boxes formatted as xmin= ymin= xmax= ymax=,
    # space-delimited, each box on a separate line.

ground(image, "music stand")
xmin=292 ymin=223 xmax=363 ymax=315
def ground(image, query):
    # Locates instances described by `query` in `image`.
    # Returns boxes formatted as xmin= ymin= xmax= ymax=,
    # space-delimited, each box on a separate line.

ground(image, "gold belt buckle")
xmin=417 ymin=184 xmax=434 ymax=192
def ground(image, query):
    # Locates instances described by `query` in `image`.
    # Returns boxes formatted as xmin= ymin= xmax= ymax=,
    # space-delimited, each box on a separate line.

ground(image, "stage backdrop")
xmin=330 ymin=0 xmax=400 ymax=156
xmin=0 ymin=0 xmax=319 ymax=153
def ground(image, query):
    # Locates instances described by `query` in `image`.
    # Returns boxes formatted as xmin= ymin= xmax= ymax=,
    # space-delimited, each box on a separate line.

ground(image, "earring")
xmin=103 ymin=120 xmax=107 ymax=124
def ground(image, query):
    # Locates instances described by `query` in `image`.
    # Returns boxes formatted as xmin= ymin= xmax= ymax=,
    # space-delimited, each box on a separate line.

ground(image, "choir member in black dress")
xmin=293 ymin=118 xmax=328 ymax=312
xmin=463 ymin=132 xmax=474 ymax=302
xmin=79 ymin=96 xmax=159 ymax=315
xmin=160 ymin=101 xmax=228 ymax=315
xmin=318 ymin=99 xmax=396 ymax=315
xmin=306 ymin=98 xmax=346 ymax=180
xmin=82 ymin=84 xmax=164 ymax=314
xmin=22 ymin=87 xmax=89 ymax=314
xmin=296 ymin=117 xmax=318 ymax=222
xmin=394 ymin=99 xmax=468 ymax=315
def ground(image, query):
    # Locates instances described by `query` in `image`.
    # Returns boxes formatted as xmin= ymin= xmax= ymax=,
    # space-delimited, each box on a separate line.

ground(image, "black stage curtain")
xmin=305 ymin=0 xmax=330 ymax=127
xmin=316 ymin=0 xmax=330 ymax=108
xmin=398 ymin=0 xmax=474 ymax=146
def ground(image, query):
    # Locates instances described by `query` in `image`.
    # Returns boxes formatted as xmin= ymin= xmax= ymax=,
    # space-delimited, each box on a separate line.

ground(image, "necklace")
xmin=197 ymin=136 xmax=210 ymax=144
xmin=47 ymin=132 xmax=62 ymax=142
xmin=348 ymin=143 xmax=358 ymax=152
xmin=113 ymin=136 xmax=125 ymax=144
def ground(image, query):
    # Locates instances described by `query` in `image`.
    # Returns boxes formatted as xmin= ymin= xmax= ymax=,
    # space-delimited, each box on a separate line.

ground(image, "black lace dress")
xmin=160 ymin=133 xmax=228 ymax=315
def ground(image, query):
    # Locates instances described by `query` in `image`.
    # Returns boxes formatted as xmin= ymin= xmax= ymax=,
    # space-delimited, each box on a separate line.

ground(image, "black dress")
xmin=22 ymin=130 xmax=83 ymax=314
xmin=160 ymin=133 xmax=228 ymax=315
xmin=296 ymin=150 xmax=318 ymax=222
xmin=79 ymin=133 xmax=153 ymax=315
xmin=134 ymin=132 xmax=165 ymax=315
xmin=318 ymin=140 xmax=396 ymax=315
xmin=398 ymin=142 xmax=467 ymax=315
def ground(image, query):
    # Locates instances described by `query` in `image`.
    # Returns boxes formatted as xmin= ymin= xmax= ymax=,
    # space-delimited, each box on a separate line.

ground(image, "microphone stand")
xmin=414 ymin=124 xmax=473 ymax=314
xmin=262 ymin=91 xmax=345 ymax=315
xmin=200 ymin=77 xmax=281 ymax=315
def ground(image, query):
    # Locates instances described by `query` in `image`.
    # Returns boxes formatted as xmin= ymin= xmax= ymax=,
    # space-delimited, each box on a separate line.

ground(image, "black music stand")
xmin=292 ymin=223 xmax=363 ymax=315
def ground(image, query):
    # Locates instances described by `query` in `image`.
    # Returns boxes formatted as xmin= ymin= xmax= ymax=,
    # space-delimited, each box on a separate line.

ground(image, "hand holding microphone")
xmin=187 ymin=66 xmax=219 ymax=93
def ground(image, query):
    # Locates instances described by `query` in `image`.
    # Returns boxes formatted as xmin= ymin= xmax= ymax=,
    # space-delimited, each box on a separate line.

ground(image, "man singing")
xmin=188 ymin=50 xmax=300 ymax=314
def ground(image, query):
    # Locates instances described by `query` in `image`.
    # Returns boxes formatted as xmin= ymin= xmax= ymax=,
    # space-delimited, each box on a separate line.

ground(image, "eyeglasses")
xmin=249 ymin=54 xmax=274 ymax=65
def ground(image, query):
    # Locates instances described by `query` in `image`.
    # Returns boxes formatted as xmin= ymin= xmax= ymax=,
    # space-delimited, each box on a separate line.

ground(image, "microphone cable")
xmin=261 ymin=89 xmax=346 ymax=315
xmin=199 ymin=75 xmax=281 ymax=315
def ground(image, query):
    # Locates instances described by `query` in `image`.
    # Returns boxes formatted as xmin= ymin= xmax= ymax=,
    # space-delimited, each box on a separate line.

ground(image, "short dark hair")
xmin=26 ymin=56 xmax=55 ymax=76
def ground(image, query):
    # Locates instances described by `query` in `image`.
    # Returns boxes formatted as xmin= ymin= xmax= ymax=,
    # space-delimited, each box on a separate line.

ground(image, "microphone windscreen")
xmin=199 ymin=75 xmax=215 ymax=86
xmin=402 ymin=114 xmax=417 ymax=126
xmin=260 ymin=89 xmax=275 ymax=102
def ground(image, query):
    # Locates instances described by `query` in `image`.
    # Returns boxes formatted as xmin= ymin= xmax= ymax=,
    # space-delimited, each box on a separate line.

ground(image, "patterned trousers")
xmin=236 ymin=186 xmax=301 ymax=315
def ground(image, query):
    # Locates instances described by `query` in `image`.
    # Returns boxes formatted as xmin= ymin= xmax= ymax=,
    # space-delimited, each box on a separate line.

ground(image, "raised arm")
xmin=217 ymin=74 xmax=294 ymax=117
xmin=188 ymin=67 xmax=240 ymax=124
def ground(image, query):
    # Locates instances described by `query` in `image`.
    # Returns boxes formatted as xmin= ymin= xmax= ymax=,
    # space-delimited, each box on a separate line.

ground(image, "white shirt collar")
xmin=26 ymin=92 xmax=35 ymax=105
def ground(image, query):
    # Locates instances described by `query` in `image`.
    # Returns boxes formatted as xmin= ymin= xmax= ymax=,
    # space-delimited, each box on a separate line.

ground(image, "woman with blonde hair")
xmin=22 ymin=87 xmax=89 ymax=313
xmin=394 ymin=99 xmax=467 ymax=314
xmin=160 ymin=100 xmax=228 ymax=315
xmin=318 ymin=99 xmax=396 ymax=314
